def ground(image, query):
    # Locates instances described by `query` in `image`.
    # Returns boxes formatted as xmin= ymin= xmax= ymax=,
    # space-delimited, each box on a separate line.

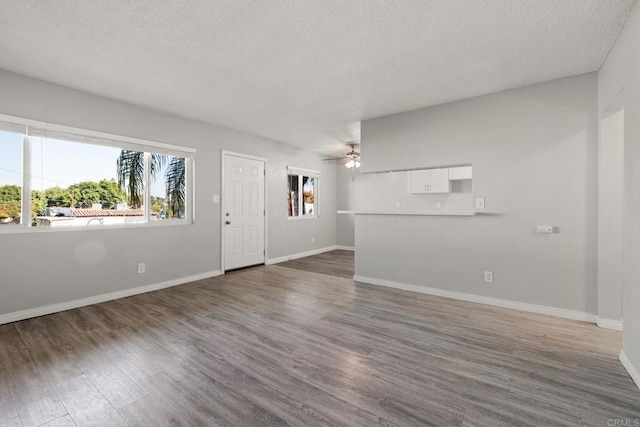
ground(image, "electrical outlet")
xmin=475 ymin=198 xmax=485 ymax=209
xmin=396 ymin=201 xmax=401 ymax=209
xmin=536 ymin=226 xmax=554 ymax=234
xmin=484 ymin=271 xmax=493 ymax=283
xmin=212 ymin=195 xmax=220 ymax=204
xmin=138 ymin=263 xmax=146 ymax=274
xmin=436 ymin=202 xmax=442 ymax=209
xmin=311 ymin=237 xmax=315 ymax=244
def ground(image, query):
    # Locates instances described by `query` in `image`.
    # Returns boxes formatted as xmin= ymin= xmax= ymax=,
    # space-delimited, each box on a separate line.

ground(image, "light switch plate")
xmin=475 ymin=198 xmax=485 ymax=209
xmin=212 ymin=195 xmax=220 ymax=204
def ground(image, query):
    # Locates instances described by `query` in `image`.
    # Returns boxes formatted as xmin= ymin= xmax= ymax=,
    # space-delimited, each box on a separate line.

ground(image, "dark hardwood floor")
xmin=0 ymin=250 xmax=638 ymax=426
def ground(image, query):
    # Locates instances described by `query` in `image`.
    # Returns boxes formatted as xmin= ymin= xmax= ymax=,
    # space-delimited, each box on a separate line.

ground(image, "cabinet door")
xmin=427 ymin=168 xmax=451 ymax=193
xmin=408 ymin=170 xmax=428 ymax=193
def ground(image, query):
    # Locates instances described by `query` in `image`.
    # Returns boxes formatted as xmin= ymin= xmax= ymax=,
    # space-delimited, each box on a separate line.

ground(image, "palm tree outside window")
xmin=117 ymin=150 xmax=186 ymax=220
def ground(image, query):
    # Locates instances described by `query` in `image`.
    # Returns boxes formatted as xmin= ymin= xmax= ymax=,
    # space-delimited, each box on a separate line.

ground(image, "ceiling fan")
xmin=324 ymin=143 xmax=361 ymax=168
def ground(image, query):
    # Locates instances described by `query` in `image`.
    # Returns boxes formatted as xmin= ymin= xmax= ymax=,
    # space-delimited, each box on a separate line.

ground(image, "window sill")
xmin=287 ymin=215 xmax=318 ymax=220
xmin=0 ymin=219 xmax=194 ymax=235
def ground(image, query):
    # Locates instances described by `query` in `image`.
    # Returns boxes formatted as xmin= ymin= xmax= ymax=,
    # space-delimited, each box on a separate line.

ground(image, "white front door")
xmin=223 ymin=153 xmax=266 ymax=271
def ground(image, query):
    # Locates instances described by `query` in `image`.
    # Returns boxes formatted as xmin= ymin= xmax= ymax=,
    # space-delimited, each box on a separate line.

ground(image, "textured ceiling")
xmin=0 ymin=0 xmax=636 ymax=155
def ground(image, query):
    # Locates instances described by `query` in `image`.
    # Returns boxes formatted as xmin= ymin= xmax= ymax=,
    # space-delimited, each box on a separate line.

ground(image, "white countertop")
xmin=337 ymin=210 xmax=478 ymax=216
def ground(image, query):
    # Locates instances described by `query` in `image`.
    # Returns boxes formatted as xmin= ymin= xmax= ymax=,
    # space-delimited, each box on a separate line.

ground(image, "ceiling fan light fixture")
xmin=345 ymin=159 xmax=360 ymax=169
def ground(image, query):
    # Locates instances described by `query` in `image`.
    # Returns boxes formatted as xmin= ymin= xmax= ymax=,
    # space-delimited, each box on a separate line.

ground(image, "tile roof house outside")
xmin=35 ymin=208 xmax=145 ymax=227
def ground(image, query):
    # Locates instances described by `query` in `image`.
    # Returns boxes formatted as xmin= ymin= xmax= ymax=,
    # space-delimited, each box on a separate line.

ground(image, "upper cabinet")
xmin=408 ymin=168 xmax=451 ymax=194
xmin=408 ymin=165 xmax=472 ymax=194
xmin=448 ymin=166 xmax=472 ymax=180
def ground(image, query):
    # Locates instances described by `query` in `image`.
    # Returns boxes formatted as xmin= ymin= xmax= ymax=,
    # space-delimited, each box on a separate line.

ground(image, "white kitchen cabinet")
xmin=408 ymin=168 xmax=451 ymax=194
xmin=408 ymin=170 xmax=428 ymax=193
xmin=448 ymin=166 xmax=472 ymax=180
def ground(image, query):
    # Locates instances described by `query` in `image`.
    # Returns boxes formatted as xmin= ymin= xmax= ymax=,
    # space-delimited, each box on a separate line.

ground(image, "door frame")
xmin=221 ymin=150 xmax=268 ymax=274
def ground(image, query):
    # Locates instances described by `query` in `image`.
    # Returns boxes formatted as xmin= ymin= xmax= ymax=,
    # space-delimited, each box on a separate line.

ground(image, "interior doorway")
xmin=597 ymin=107 xmax=624 ymax=328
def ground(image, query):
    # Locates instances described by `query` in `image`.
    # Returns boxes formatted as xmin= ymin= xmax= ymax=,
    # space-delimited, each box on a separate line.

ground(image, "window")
xmin=150 ymin=154 xmax=186 ymax=221
xmin=287 ymin=167 xmax=319 ymax=218
xmin=0 ymin=115 xmax=195 ymax=231
xmin=0 ymin=127 xmax=23 ymax=227
xmin=30 ymin=133 xmax=144 ymax=227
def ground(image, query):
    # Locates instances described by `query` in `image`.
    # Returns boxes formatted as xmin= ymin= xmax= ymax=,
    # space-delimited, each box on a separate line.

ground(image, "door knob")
xmin=225 ymin=220 xmax=231 ymax=225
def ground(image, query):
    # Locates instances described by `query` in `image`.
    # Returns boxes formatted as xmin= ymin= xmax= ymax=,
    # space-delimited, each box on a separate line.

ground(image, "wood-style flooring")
xmin=276 ymin=249 xmax=354 ymax=279
xmin=0 ymin=250 xmax=638 ymax=426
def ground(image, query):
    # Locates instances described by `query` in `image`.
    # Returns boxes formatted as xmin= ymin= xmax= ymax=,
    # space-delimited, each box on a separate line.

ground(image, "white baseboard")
xmin=353 ymin=275 xmax=597 ymax=323
xmin=596 ymin=317 xmax=623 ymax=331
xmin=0 ymin=270 xmax=222 ymax=326
xmin=335 ymin=245 xmax=355 ymax=251
xmin=266 ymin=245 xmax=339 ymax=265
xmin=620 ymin=350 xmax=640 ymax=390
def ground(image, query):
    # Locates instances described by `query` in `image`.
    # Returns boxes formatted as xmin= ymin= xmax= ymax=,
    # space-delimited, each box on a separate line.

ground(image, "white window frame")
xmin=286 ymin=166 xmax=319 ymax=220
xmin=0 ymin=113 xmax=196 ymax=234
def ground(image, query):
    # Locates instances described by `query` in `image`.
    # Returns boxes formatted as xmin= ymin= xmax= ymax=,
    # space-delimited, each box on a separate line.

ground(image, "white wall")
xmin=0 ymin=70 xmax=337 ymax=318
xmin=599 ymin=0 xmax=640 ymax=386
xmin=357 ymin=73 xmax=598 ymax=315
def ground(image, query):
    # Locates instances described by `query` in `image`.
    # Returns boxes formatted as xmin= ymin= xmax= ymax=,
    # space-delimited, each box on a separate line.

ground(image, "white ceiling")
xmin=0 ymin=0 xmax=636 ymax=156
